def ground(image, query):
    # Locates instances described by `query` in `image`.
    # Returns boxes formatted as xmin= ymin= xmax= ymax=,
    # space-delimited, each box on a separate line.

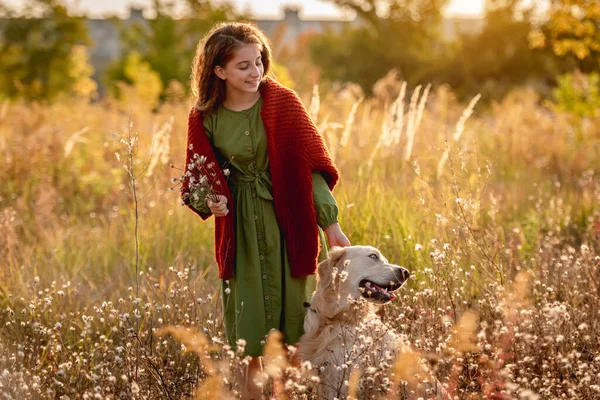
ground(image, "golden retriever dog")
xmin=297 ymin=246 xmax=442 ymax=399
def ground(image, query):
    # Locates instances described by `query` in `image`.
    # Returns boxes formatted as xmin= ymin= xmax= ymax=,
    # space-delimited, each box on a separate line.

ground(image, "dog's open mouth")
xmin=359 ymin=280 xmax=400 ymax=302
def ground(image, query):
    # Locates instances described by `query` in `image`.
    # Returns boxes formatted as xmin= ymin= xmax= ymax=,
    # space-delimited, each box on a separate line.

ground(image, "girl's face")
xmin=215 ymin=43 xmax=264 ymax=96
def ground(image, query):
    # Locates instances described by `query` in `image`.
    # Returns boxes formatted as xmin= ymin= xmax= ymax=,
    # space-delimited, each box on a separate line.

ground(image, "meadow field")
xmin=1 ymin=78 xmax=600 ymax=399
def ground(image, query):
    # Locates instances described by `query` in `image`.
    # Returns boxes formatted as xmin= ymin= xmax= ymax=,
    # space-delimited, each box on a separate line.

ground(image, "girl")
xmin=181 ymin=21 xmax=350 ymax=399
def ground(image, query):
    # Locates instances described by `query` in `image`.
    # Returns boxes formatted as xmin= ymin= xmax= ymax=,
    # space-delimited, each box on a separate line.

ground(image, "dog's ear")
xmin=313 ymin=247 xmax=348 ymax=319
xmin=328 ymin=246 xmax=348 ymax=265
xmin=317 ymin=247 xmax=347 ymax=289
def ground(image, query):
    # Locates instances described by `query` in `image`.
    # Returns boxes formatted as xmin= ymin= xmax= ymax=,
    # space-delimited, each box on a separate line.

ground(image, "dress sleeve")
xmin=187 ymin=117 xmax=215 ymax=215
xmin=312 ymin=171 xmax=338 ymax=229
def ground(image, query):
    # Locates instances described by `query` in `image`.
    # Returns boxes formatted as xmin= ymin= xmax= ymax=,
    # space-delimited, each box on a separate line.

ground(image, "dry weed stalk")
xmin=146 ymin=116 xmax=174 ymax=177
xmin=339 ymin=96 xmax=365 ymax=148
xmin=391 ymin=349 xmax=430 ymax=397
xmin=156 ymin=326 xmax=231 ymax=399
xmin=347 ymin=368 xmax=361 ymax=399
xmin=0 ymin=99 xmax=8 ymax=120
xmin=365 ymin=82 xmax=430 ymax=174
xmin=450 ymin=310 xmax=479 ymax=354
xmin=436 ymin=93 xmax=481 ymax=178
xmin=309 ymin=84 xmax=348 ymax=161
xmin=0 ymin=208 xmax=19 ymax=272
xmin=262 ymin=330 xmax=289 ymax=399
xmin=390 ymin=81 xmax=407 ymax=146
xmin=308 ymin=84 xmax=320 ymax=123
xmin=403 ymin=83 xmax=431 ymax=161
xmin=63 ymin=126 xmax=89 ymax=157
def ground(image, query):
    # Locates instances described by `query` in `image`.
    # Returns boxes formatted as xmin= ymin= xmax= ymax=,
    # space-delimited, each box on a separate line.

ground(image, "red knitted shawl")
xmin=182 ymin=78 xmax=339 ymax=279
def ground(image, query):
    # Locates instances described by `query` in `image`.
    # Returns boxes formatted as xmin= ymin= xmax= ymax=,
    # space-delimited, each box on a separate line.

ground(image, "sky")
xmin=2 ymin=0 xmax=485 ymax=19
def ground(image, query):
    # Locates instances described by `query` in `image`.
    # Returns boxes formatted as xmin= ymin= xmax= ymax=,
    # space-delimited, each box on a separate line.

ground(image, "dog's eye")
xmin=368 ymin=253 xmax=379 ymax=260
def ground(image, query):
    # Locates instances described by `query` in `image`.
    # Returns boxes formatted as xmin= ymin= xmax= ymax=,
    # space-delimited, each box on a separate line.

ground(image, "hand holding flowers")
xmin=206 ymin=195 xmax=229 ymax=217
xmin=179 ymin=144 xmax=232 ymax=216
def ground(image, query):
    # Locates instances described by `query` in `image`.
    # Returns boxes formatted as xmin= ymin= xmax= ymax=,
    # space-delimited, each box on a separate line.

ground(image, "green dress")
xmin=190 ymin=97 xmax=339 ymax=357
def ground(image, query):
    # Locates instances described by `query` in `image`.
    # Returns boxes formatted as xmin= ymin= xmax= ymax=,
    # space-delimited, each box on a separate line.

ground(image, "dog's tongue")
xmin=366 ymin=281 xmax=395 ymax=301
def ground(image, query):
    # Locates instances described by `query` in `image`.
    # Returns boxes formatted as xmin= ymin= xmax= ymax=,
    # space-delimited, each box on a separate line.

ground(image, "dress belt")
xmin=231 ymin=163 xmax=273 ymax=201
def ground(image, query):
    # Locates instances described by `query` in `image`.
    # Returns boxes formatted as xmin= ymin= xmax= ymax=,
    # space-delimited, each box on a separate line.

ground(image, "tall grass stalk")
xmin=146 ymin=116 xmax=173 ymax=177
xmin=339 ymin=96 xmax=364 ymax=148
xmin=121 ymin=115 xmax=142 ymax=379
xmin=403 ymin=84 xmax=431 ymax=161
xmin=365 ymin=82 xmax=429 ymax=174
xmin=364 ymin=92 xmax=402 ymax=174
xmin=391 ymin=81 xmax=406 ymax=146
xmin=437 ymin=93 xmax=481 ymax=178
xmin=63 ymin=126 xmax=89 ymax=158
xmin=308 ymin=84 xmax=320 ymax=123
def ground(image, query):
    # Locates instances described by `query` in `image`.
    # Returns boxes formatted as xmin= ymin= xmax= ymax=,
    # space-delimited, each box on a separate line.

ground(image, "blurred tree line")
xmin=0 ymin=0 xmax=598 ymax=107
xmin=309 ymin=0 xmax=599 ymax=101
xmin=0 ymin=0 xmax=94 ymax=100
xmin=105 ymin=0 xmax=241 ymax=106
xmin=0 ymin=0 xmax=240 ymax=103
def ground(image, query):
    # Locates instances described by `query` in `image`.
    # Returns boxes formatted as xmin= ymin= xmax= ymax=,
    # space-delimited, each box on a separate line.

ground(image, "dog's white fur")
xmin=297 ymin=246 xmax=441 ymax=399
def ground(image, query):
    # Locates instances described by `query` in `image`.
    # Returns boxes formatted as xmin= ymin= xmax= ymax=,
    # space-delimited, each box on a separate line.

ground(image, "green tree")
xmin=441 ymin=0 xmax=560 ymax=99
xmin=529 ymin=0 xmax=600 ymax=72
xmin=0 ymin=0 xmax=92 ymax=101
xmin=551 ymin=70 xmax=600 ymax=119
xmin=107 ymin=0 xmax=241 ymax=100
xmin=308 ymin=0 xmax=450 ymax=94
xmin=113 ymin=51 xmax=163 ymax=109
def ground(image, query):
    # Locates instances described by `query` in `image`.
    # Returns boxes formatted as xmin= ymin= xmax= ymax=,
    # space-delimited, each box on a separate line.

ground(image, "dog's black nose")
xmin=401 ymin=268 xmax=410 ymax=282
xmin=390 ymin=265 xmax=410 ymax=284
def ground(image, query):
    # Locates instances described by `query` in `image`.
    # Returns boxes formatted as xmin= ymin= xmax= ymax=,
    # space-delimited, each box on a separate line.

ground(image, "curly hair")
xmin=190 ymin=21 xmax=273 ymax=113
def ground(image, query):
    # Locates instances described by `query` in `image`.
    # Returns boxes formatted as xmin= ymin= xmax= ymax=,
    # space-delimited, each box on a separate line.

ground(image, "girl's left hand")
xmin=324 ymin=222 xmax=351 ymax=248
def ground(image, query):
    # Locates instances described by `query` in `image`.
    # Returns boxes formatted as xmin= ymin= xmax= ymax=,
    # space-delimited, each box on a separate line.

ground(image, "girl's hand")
xmin=324 ymin=222 xmax=351 ymax=248
xmin=206 ymin=195 xmax=229 ymax=217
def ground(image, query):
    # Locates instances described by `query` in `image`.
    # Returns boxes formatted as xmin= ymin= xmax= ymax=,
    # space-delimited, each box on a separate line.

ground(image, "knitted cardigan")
xmin=182 ymin=78 xmax=340 ymax=279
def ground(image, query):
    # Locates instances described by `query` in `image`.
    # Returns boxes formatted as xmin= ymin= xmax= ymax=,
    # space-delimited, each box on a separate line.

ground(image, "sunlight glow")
xmin=445 ymin=0 xmax=485 ymax=17
xmin=3 ymin=0 xmax=487 ymax=19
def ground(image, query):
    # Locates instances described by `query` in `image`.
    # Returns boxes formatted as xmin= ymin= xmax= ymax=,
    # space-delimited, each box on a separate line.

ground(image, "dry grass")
xmin=1 ymin=76 xmax=600 ymax=399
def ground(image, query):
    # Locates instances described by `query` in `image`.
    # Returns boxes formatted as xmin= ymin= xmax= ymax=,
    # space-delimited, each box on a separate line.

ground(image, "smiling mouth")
xmin=245 ymin=80 xmax=259 ymax=85
xmin=359 ymin=279 xmax=402 ymax=302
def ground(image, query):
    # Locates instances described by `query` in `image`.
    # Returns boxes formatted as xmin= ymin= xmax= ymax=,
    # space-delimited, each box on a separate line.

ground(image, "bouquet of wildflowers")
xmin=177 ymin=144 xmax=232 ymax=210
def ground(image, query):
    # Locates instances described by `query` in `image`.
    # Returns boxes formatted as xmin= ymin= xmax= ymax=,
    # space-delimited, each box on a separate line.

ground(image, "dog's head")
xmin=309 ymin=245 xmax=410 ymax=320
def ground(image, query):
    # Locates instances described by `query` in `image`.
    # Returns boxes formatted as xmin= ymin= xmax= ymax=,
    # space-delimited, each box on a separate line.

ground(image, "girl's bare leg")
xmin=288 ymin=349 xmax=301 ymax=368
xmin=238 ymin=356 xmax=263 ymax=400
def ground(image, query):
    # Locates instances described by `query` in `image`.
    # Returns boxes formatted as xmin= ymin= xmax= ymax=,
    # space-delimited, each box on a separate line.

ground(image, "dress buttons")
xmin=244 ymin=130 xmax=250 ymax=136
xmin=259 ymin=255 xmax=264 ymax=260
xmin=242 ymin=113 xmax=248 ymax=119
xmin=262 ymin=274 xmax=267 ymax=279
xmin=257 ymin=235 xmax=261 ymax=240
xmin=266 ymin=314 xmax=271 ymax=320
xmin=254 ymin=215 xmax=258 ymax=220
xmin=252 ymin=193 xmax=256 ymax=198
xmin=264 ymin=295 xmax=269 ymax=300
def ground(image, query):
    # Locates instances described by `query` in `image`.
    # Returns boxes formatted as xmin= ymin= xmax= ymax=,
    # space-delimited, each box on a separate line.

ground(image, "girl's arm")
xmin=312 ymin=172 xmax=350 ymax=247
